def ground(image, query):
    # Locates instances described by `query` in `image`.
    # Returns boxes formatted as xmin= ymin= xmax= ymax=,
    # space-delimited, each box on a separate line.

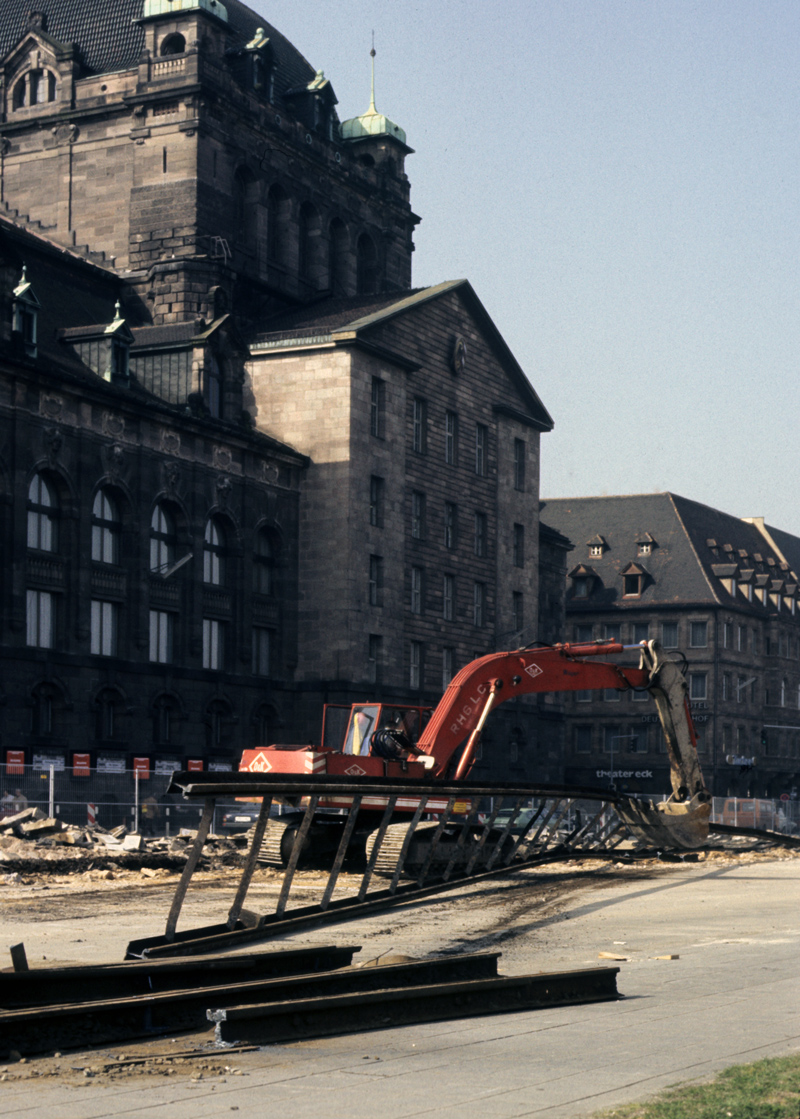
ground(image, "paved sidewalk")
xmin=3 ymin=857 xmax=800 ymax=1118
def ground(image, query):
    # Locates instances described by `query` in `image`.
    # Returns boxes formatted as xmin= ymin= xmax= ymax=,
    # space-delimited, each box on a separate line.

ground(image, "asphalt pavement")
xmin=2 ymin=856 xmax=800 ymax=1118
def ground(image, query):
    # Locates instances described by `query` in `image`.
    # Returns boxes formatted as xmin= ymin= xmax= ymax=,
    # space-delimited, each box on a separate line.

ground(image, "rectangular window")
xmin=576 ymin=689 xmax=592 ymax=702
xmin=512 ymin=591 xmax=523 ymax=633
xmin=604 ymin=623 xmax=621 ymax=642
xmin=722 ymin=673 xmax=730 ymax=701
xmin=252 ymin=627 xmax=271 ymax=676
xmin=513 ymin=438 xmax=525 ymax=491
xmin=473 ymin=581 xmax=486 ymax=628
xmin=442 ymin=646 xmax=455 ymax=690
xmin=628 ymin=727 xmax=646 ymax=754
xmin=410 ymin=641 xmax=423 ymax=690
xmin=91 ymin=600 xmax=117 ymax=657
xmin=633 ymin=685 xmax=649 ymax=701
xmin=633 ymin=623 xmax=649 ymax=644
xmin=149 ymin=610 xmax=173 ymax=664
xmin=513 ymin=523 xmax=524 ymax=568
xmin=690 ymin=621 xmax=708 ymax=648
xmin=690 ymin=672 xmax=707 ymax=701
xmin=737 ymin=676 xmax=747 ymax=703
xmin=623 ymin=574 xmax=642 ymax=597
xmin=370 ymin=377 xmax=385 ymax=438
xmin=411 ymin=566 xmax=424 ymax=614
xmin=575 ymin=623 xmax=594 ymax=642
xmin=604 ymin=688 xmax=621 ymax=702
xmin=737 ymin=625 xmax=747 ymax=652
xmin=443 ymin=574 xmax=455 ymax=622
xmin=412 ymin=397 xmax=428 ymax=454
xmin=369 ymin=475 xmax=384 ymax=528
xmin=604 ymin=725 xmax=622 ymax=754
xmin=444 ymin=502 xmax=458 ymax=550
xmin=723 ymin=622 xmax=732 ymax=649
xmin=445 ymin=411 xmax=458 ymax=465
xmin=411 ymin=491 xmax=426 ymax=540
xmin=369 ymin=555 xmax=384 ymax=606
xmin=26 ymin=589 xmax=54 ymax=649
xmin=203 ymin=618 xmax=224 ymax=670
xmin=474 ymin=511 xmax=487 ymax=558
xmin=662 ymin=622 xmax=679 ymax=648
xmin=475 ymin=423 xmax=488 ymax=476
xmin=575 ymin=726 xmax=592 ymax=754
xmin=368 ymin=634 xmax=382 ymax=684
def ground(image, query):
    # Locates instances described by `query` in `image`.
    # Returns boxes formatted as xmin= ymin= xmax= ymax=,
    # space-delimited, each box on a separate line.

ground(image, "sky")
xmin=249 ymin=1 xmax=800 ymax=533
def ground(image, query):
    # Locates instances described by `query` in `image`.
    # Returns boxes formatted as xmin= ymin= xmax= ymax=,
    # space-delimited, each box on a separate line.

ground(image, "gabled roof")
xmin=0 ymin=0 xmax=316 ymax=95
xmin=541 ymin=492 xmax=800 ymax=612
xmin=252 ymin=280 xmax=554 ymax=432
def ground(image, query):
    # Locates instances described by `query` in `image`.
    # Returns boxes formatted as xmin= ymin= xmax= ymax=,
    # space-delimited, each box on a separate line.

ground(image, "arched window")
xmin=203 ymin=517 xmax=226 ymax=585
xmin=95 ymin=687 xmax=125 ymax=742
xmin=27 ymin=473 xmax=57 ymax=551
xmin=150 ymin=504 xmax=176 ymax=573
xmin=160 ymin=33 xmax=186 ymax=55
xmin=206 ymin=698 xmax=234 ymax=751
xmin=30 ymin=682 xmax=61 ymax=737
xmin=298 ymin=202 xmax=322 ymax=288
xmin=356 ymin=233 xmax=379 ymax=294
xmin=152 ymin=693 xmax=181 ymax=746
xmin=254 ymin=528 xmax=277 ymax=595
xmin=13 ymin=69 xmax=57 ymax=109
xmin=92 ymin=489 xmax=121 ymax=565
xmin=266 ymin=184 xmax=288 ymax=266
xmin=252 ymin=702 xmax=278 ymax=747
xmin=328 ymin=218 xmax=348 ymax=296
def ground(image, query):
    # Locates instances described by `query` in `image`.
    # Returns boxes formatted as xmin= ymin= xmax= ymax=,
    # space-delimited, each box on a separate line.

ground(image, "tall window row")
xmin=23 ymin=473 xmax=280 ymax=675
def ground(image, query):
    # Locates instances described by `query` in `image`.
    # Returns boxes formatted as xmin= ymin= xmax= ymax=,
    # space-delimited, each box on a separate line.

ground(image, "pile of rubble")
xmin=0 ymin=807 xmax=243 ymax=875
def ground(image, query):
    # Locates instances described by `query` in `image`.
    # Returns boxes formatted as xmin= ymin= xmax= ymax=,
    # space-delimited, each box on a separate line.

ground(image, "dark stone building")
xmin=542 ymin=493 xmax=800 ymax=799
xmin=0 ymin=1 xmax=563 ymax=782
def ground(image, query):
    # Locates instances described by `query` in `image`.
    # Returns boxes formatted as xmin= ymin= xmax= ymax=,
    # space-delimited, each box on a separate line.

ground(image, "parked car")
xmin=221 ymin=803 xmax=265 ymax=831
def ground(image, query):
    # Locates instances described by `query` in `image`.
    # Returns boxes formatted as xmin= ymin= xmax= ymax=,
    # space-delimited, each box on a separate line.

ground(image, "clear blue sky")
xmin=251 ymin=0 xmax=800 ymax=534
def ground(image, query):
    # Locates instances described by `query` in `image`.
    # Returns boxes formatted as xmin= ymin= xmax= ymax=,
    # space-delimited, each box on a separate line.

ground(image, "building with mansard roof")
xmin=0 ymin=1 xmax=563 ymax=788
xmin=541 ymin=493 xmax=800 ymax=799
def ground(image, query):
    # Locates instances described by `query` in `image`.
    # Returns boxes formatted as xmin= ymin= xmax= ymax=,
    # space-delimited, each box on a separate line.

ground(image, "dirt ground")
xmin=2 ymin=845 xmax=798 ymax=1089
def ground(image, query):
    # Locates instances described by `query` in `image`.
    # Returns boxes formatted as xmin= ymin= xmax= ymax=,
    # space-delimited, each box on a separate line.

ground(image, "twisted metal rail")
xmin=125 ymin=773 xmax=799 ymax=960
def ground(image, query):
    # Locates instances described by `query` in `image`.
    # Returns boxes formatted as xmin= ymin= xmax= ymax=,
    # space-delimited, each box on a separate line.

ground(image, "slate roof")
xmin=540 ymin=492 xmax=800 ymax=613
xmin=0 ymin=0 xmax=316 ymax=95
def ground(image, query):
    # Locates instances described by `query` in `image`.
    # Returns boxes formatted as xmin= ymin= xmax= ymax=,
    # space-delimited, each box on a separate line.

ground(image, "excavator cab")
xmin=321 ymin=703 xmax=432 ymax=757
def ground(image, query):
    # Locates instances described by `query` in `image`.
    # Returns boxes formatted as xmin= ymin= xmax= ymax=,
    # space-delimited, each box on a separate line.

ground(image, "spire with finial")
xmin=339 ymin=34 xmax=410 ymax=148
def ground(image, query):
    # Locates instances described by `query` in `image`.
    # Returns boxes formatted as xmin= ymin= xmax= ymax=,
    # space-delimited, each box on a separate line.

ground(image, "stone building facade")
xmin=541 ymin=493 xmax=800 ymax=799
xmin=0 ymin=1 xmax=562 ymax=782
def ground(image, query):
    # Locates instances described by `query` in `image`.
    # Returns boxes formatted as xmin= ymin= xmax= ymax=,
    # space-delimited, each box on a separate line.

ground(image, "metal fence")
xmin=710 ymin=795 xmax=799 ymax=834
xmin=0 ymin=763 xmax=243 ymax=836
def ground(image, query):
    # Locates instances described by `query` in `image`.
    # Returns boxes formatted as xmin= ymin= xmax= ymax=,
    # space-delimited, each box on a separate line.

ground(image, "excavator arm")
xmin=416 ymin=639 xmax=711 ymax=848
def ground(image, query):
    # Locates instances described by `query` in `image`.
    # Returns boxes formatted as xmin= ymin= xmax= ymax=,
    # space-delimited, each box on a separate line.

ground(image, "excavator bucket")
xmin=616 ymin=792 xmax=711 ymax=849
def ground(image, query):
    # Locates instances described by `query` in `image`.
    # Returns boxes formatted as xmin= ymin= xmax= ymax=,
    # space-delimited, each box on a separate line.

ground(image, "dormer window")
xmin=569 ymin=564 xmax=596 ymax=599
xmin=589 ymin=545 xmax=602 ymax=557
xmin=637 ymin=543 xmax=651 ymax=557
xmin=12 ymin=265 xmax=40 ymax=358
xmin=60 ymin=300 xmax=132 ymax=384
xmin=587 ymin=534 xmax=606 ymax=558
xmin=12 ymin=68 xmax=57 ymax=109
xmin=621 ymin=562 xmax=647 ymax=598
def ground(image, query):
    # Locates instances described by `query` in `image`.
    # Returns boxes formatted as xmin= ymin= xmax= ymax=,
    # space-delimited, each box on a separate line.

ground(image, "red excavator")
xmin=239 ymin=640 xmax=711 ymax=861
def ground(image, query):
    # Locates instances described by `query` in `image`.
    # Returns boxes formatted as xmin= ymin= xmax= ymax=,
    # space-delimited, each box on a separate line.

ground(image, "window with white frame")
xmin=690 ymin=621 xmax=708 ymax=648
xmin=203 ymin=518 xmax=226 ymax=586
xmin=445 ymin=411 xmax=458 ymax=465
xmin=91 ymin=600 xmax=118 ymax=657
xmin=443 ymin=574 xmax=455 ymax=622
xmin=473 ymin=581 xmax=486 ymax=627
xmin=92 ymin=489 xmax=121 ymax=565
xmin=412 ymin=397 xmax=427 ymax=454
xmin=474 ymin=424 xmax=488 ymax=476
xmin=203 ymin=618 xmax=224 ymax=670
xmin=411 ymin=491 xmax=426 ymax=539
xmin=411 ymin=566 xmax=424 ymax=614
xmin=252 ymin=627 xmax=271 ymax=676
xmin=409 ymin=641 xmax=423 ymax=689
xmin=27 ymin=474 xmax=57 ymax=552
xmin=26 ymin=589 xmax=54 ymax=648
xmin=149 ymin=610 xmax=174 ymax=664
xmin=473 ymin=511 xmax=487 ymax=557
xmin=690 ymin=672 xmax=707 ymax=701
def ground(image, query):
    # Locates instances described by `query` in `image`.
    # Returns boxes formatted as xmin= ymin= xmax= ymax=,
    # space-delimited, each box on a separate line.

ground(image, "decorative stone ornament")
xmin=452 ymin=334 xmax=467 ymax=376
